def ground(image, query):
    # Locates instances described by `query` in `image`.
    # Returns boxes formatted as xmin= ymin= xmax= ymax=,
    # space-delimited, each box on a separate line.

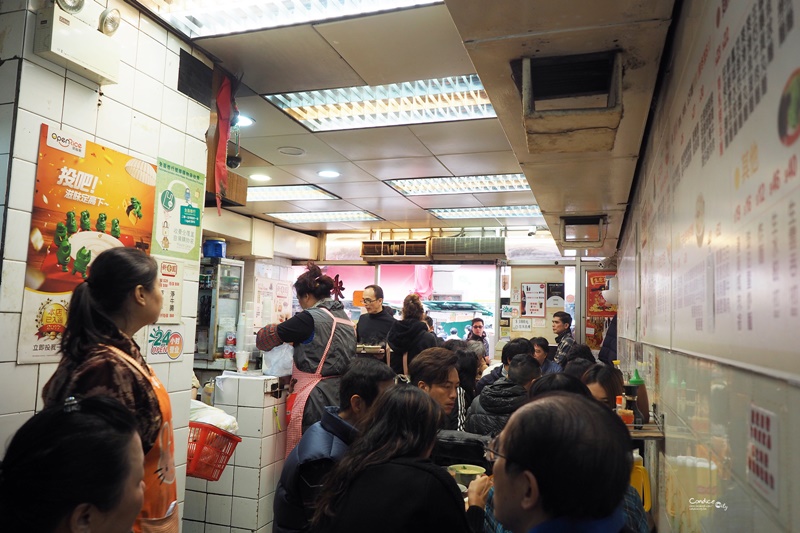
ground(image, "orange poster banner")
xmin=18 ymin=125 xmax=156 ymax=363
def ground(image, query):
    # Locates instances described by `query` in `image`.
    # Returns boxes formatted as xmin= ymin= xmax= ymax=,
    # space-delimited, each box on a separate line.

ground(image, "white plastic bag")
xmin=189 ymin=399 xmax=239 ymax=434
xmin=262 ymin=343 xmax=294 ymax=377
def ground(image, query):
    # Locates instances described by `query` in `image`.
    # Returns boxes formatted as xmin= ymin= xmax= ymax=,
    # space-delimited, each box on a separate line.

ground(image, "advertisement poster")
xmin=585 ymin=270 xmax=617 ymax=351
xmin=18 ymin=125 xmax=156 ymax=363
xmin=501 ymin=304 xmax=514 ymax=318
xmin=155 ymin=256 xmax=183 ymax=324
xmin=546 ymin=282 xmax=565 ymax=307
xmin=255 ymin=278 xmax=293 ymax=329
xmin=520 ymin=283 xmax=546 ymax=317
xmin=151 ymin=158 xmax=204 ymax=263
xmin=146 ymin=323 xmax=186 ymax=363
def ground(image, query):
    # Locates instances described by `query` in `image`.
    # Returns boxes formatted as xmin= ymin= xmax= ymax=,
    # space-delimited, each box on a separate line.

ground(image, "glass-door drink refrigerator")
xmin=196 ymin=257 xmax=245 ymax=359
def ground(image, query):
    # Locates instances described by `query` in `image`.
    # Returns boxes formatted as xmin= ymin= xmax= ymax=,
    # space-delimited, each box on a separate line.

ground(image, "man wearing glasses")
xmin=484 ymin=393 xmax=632 ymax=533
xmin=467 ymin=317 xmax=491 ymax=364
xmin=356 ymin=284 xmax=395 ymax=351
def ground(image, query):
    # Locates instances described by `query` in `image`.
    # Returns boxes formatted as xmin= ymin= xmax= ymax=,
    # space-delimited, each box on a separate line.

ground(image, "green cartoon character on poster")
xmin=66 ymin=210 xmax=78 ymax=235
xmin=95 ymin=213 xmax=107 ymax=233
xmin=54 ymin=223 xmax=68 ymax=248
xmin=72 ymin=247 xmax=91 ymax=279
xmin=56 ymin=239 xmax=71 ymax=272
xmin=80 ymin=210 xmax=91 ymax=231
xmin=110 ymin=218 xmax=121 ymax=238
xmin=127 ymin=197 xmax=143 ymax=222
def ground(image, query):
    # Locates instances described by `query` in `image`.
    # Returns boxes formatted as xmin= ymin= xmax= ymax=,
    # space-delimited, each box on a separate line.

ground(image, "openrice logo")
xmin=46 ymin=128 xmax=86 ymax=157
xmin=688 ymin=497 xmax=728 ymax=511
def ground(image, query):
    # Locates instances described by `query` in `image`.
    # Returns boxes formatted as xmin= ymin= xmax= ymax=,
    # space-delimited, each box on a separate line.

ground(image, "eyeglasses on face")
xmin=362 ymin=298 xmax=378 ymax=304
xmin=472 ymin=324 xmax=484 ymax=329
xmin=483 ymin=435 xmax=508 ymax=464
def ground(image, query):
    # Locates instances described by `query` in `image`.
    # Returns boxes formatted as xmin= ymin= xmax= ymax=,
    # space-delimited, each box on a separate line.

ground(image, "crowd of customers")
xmin=1 ymin=268 xmax=650 ymax=533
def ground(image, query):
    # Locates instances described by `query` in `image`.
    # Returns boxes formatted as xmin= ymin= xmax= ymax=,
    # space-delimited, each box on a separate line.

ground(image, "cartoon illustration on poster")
xmin=520 ymin=283 xmax=546 ymax=317
xmin=18 ymin=125 xmax=156 ymax=363
xmin=151 ymin=158 xmax=204 ymax=262
xmin=585 ymin=270 xmax=617 ymax=350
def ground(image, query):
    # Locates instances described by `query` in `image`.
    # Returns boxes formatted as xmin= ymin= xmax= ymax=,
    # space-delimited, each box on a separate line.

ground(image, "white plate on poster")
xmin=69 ymin=231 xmax=123 ymax=266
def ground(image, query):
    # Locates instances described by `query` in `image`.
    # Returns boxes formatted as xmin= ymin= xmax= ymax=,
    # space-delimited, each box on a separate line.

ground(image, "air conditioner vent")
xmin=430 ymin=237 xmax=506 ymax=260
xmin=361 ymin=240 xmax=430 ymax=262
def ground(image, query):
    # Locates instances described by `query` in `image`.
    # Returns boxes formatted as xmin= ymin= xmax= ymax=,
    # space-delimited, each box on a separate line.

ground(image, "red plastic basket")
xmin=187 ymin=421 xmax=242 ymax=481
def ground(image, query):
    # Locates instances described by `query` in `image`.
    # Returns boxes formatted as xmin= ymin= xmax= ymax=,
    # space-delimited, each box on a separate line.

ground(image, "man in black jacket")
xmin=274 ymin=358 xmax=395 ymax=533
xmin=465 ymin=354 xmax=540 ymax=436
xmin=356 ymin=284 xmax=395 ymax=346
xmin=476 ymin=337 xmax=534 ymax=394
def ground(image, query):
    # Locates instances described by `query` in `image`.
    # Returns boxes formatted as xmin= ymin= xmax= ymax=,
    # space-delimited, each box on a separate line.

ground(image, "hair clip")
xmin=63 ymin=396 xmax=80 ymax=413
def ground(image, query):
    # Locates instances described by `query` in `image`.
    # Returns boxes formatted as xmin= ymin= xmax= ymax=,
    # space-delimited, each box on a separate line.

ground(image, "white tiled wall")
xmin=0 ymin=1 xmax=213 ymax=528
xmin=184 ymin=374 xmax=285 ymax=533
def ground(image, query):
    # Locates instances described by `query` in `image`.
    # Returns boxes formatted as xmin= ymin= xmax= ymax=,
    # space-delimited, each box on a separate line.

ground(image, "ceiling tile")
xmin=315 ymin=5 xmax=475 ymax=86
xmin=234 ymin=201 xmax=306 ymax=213
xmin=354 ymin=157 xmax=451 ymax=179
xmin=407 ymin=194 xmax=483 ymax=209
xmin=319 ymin=180 xmax=399 ymax=199
xmin=286 ymin=199 xmax=362 ymax=211
xmin=233 ymin=166 xmax=308 ymax=186
xmin=279 ymin=161 xmax=379 ymax=183
xmin=236 ymin=96 xmax=308 ymax=138
xmin=437 ymin=151 xmax=522 ymax=175
xmin=241 ymin=134 xmax=348 ymax=166
xmin=409 ymin=119 xmax=512 ymax=155
xmin=473 ymin=191 xmax=537 ymax=206
xmin=195 ymin=25 xmax=364 ymax=94
xmin=317 ymin=126 xmax=431 ymax=160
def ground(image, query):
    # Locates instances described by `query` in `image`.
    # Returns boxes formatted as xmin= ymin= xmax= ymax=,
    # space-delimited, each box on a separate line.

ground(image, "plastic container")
xmin=203 ymin=239 xmax=226 ymax=258
xmin=186 ymin=421 xmax=242 ymax=481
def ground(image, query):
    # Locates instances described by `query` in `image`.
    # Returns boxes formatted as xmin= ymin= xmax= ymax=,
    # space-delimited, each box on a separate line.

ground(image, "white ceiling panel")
xmin=437 ymin=151 xmax=522 ymax=175
xmin=473 ymin=191 xmax=538 ymax=207
xmin=234 ymin=166 xmax=308 ymax=186
xmin=196 ymin=25 xmax=364 ymax=94
xmin=315 ymin=5 xmax=475 ymax=86
xmin=285 ymin=199 xmax=361 ymax=210
xmin=407 ymin=194 xmax=483 ymax=209
xmin=409 ymin=119 xmax=511 ymax=155
xmin=317 ymin=126 xmax=432 ymax=160
xmin=318 ymin=181 xmax=399 ymax=199
xmin=279 ymin=161 xmax=380 ymax=183
xmin=237 ymin=201 xmax=306 ymax=213
xmin=242 ymin=134 xmax=348 ymax=166
xmin=236 ymin=96 xmax=308 ymax=138
xmin=354 ymin=157 xmax=452 ymax=179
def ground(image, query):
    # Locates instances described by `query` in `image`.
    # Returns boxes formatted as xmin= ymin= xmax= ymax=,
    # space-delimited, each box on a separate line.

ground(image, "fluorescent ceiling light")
xmin=249 ymin=174 xmax=272 ymax=182
xmin=264 ymin=75 xmax=495 ymax=131
xmin=317 ymin=170 xmax=340 ymax=178
xmin=267 ymin=211 xmax=381 ymax=223
xmin=247 ymin=185 xmax=339 ymax=202
xmin=387 ymin=174 xmax=529 ymax=196
xmin=140 ymin=0 xmax=441 ymax=39
xmin=428 ymin=205 xmax=541 ymax=219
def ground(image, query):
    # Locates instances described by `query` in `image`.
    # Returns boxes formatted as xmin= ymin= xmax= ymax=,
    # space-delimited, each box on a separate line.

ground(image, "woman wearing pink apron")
xmin=257 ymin=262 xmax=356 ymax=457
xmin=44 ymin=248 xmax=178 ymax=532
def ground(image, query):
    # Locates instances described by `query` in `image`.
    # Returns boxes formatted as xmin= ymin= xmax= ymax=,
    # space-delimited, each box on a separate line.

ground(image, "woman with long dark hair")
xmin=256 ymin=261 xmax=356 ymax=456
xmin=581 ymin=363 xmax=625 ymax=410
xmin=312 ymin=385 xmax=490 ymax=532
xmin=0 ymin=395 xmax=144 ymax=532
xmin=42 ymin=247 xmax=177 ymax=532
xmin=386 ymin=293 xmax=437 ymax=374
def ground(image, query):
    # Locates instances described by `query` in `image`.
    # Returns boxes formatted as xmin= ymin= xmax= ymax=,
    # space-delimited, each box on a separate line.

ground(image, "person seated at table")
xmin=465 ymin=354 xmax=540 ymax=437
xmin=562 ymin=358 xmax=594 ymax=380
xmin=477 ymin=338 xmax=533 ymax=394
xmin=311 ymin=385 xmax=492 ymax=533
xmin=581 ymin=363 xmax=625 ymax=411
xmin=0 ymin=395 xmax=144 ymax=533
xmin=274 ymin=358 xmax=396 ymax=533
xmin=527 ymin=372 xmax=592 ymax=399
xmin=409 ymin=347 xmax=460 ymax=417
xmin=488 ymin=392 xmax=634 ymax=533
